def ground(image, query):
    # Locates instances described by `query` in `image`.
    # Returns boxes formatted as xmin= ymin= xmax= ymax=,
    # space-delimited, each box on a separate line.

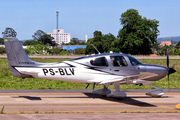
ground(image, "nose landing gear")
xmin=146 ymin=84 xmax=164 ymax=97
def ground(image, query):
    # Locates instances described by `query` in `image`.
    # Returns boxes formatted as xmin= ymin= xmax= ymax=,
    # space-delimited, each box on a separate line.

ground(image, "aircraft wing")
xmin=99 ymin=72 xmax=157 ymax=85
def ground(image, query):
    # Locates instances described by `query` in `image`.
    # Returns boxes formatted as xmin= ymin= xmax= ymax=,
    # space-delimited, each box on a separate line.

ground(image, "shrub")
xmin=0 ymin=47 xmax=6 ymax=54
xmin=24 ymin=44 xmax=51 ymax=55
xmin=59 ymin=49 xmax=71 ymax=55
xmin=48 ymin=48 xmax=62 ymax=55
xmin=74 ymin=48 xmax=85 ymax=55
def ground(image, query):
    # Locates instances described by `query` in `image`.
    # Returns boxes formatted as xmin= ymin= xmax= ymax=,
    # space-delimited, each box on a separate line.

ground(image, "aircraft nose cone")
xmin=168 ymin=68 xmax=176 ymax=74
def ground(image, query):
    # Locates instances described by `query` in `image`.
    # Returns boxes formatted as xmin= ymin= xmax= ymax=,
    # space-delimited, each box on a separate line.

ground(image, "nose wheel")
xmin=146 ymin=84 xmax=164 ymax=97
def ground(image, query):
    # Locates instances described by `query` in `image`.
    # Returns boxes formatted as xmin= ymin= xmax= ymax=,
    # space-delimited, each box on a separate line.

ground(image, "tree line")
xmin=1 ymin=9 xmax=180 ymax=55
xmin=0 ymin=27 xmax=86 ymax=55
xmin=0 ymin=28 xmax=70 ymax=55
xmin=85 ymin=9 xmax=159 ymax=55
xmin=84 ymin=9 xmax=180 ymax=55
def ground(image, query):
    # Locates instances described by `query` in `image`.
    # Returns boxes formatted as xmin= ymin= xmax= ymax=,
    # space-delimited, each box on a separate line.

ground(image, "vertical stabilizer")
xmin=4 ymin=37 xmax=37 ymax=77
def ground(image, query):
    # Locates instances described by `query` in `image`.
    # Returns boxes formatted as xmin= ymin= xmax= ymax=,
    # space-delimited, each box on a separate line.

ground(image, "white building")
xmin=47 ymin=29 xmax=70 ymax=45
xmin=85 ymin=35 xmax=88 ymax=42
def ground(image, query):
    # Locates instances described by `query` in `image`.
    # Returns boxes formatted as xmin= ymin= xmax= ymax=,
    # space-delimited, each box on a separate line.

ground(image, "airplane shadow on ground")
xmin=16 ymin=96 xmax=42 ymax=100
xmin=14 ymin=92 xmax=166 ymax=107
xmin=83 ymin=93 xmax=156 ymax=107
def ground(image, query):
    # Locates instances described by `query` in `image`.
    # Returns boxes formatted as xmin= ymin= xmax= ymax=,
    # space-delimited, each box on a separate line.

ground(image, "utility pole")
xmin=56 ymin=11 xmax=59 ymax=47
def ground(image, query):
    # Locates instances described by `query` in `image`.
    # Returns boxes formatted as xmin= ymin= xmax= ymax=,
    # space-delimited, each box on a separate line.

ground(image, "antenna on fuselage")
xmin=91 ymin=44 xmax=101 ymax=54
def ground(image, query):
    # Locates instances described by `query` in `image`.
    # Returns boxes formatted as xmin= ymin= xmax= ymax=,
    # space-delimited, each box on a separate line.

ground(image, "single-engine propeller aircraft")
xmin=4 ymin=37 xmax=176 ymax=98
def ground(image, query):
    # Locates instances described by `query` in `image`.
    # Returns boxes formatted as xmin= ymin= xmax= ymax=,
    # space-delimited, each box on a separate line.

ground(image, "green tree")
xmin=48 ymin=48 xmax=62 ymax=55
xmin=2 ymin=27 xmax=17 ymax=37
xmin=79 ymin=41 xmax=86 ymax=45
xmin=159 ymin=45 xmax=170 ymax=55
xmin=74 ymin=48 xmax=85 ymax=55
xmin=69 ymin=41 xmax=75 ymax=45
xmin=85 ymin=31 xmax=104 ymax=54
xmin=93 ymin=31 xmax=103 ymax=53
xmin=175 ymin=41 xmax=180 ymax=49
xmin=173 ymin=48 xmax=180 ymax=55
xmin=118 ymin=9 xmax=159 ymax=55
xmin=32 ymin=30 xmax=45 ymax=41
xmin=151 ymin=42 xmax=160 ymax=55
xmin=0 ymin=47 xmax=6 ymax=54
xmin=0 ymin=38 xmax=4 ymax=45
xmin=110 ymin=39 xmax=121 ymax=53
xmin=85 ymin=38 xmax=95 ymax=54
xmin=102 ymin=33 xmax=117 ymax=52
xmin=24 ymin=44 xmax=51 ymax=55
xmin=71 ymin=38 xmax=80 ymax=45
xmin=65 ymin=41 xmax=75 ymax=45
xmin=23 ymin=40 xmax=43 ymax=46
xmin=39 ymin=34 xmax=55 ymax=46
xmin=61 ymin=42 xmax=65 ymax=45
xmin=85 ymin=32 xmax=119 ymax=54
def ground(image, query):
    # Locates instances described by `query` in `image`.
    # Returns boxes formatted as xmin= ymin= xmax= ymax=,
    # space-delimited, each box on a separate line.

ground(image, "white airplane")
xmin=4 ymin=37 xmax=176 ymax=98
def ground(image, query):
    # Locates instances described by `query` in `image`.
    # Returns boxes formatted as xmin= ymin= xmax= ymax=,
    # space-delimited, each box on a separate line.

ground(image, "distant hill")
xmin=157 ymin=36 xmax=180 ymax=43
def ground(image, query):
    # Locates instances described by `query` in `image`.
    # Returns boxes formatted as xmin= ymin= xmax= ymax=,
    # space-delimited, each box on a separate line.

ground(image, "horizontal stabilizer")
xmin=20 ymin=71 xmax=39 ymax=78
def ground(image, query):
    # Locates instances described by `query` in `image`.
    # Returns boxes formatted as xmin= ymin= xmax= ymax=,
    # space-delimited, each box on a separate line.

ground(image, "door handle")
xmin=114 ymin=70 xmax=119 ymax=72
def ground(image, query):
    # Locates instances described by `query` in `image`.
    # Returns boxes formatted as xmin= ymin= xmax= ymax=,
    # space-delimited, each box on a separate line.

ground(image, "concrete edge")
xmin=1 ymin=110 xmax=180 ymax=114
xmin=0 ymin=89 xmax=180 ymax=93
xmin=1 ymin=55 xmax=180 ymax=59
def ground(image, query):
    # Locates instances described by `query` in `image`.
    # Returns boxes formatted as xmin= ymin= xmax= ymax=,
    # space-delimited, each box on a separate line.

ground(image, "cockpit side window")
xmin=110 ymin=56 xmax=128 ymax=67
xmin=127 ymin=55 xmax=142 ymax=66
xmin=90 ymin=57 xmax=108 ymax=67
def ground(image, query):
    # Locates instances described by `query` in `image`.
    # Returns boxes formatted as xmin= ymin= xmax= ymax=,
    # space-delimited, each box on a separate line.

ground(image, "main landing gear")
xmin=93 ymin=83 xmax=127 ymax=99
xmin=92 ymin=83 xmax=164 ymax=99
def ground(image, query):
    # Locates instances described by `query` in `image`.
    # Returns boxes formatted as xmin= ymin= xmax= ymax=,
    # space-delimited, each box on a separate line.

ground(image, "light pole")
xmin=56 ymin=11 xmax=59 ymax=47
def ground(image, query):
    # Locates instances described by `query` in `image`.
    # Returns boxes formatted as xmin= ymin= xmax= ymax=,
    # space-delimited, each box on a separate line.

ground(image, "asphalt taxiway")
xmin=0 ymin=89 xmax=179 ymax=113
xmin=0 ymin=90 xmax=180 ymax=119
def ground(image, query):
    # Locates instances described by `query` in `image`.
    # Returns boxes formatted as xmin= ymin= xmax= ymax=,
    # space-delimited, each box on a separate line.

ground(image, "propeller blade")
xmin=167 ymin=48 xmax=169 ymax=68
xmin=166 ymin=48 xmax=170 ymax=89
xmin=168 ymin=74 xmax=169 ymax=89
xmin=85 ymin=84 xmax=90 ymax=89
xmin=167 ymin=48 xmax=169 ymax=89
xmin=93 ymin=83 xmax=95 ymax=90
xmin=167 ymin=67 xmax=176 ymax=89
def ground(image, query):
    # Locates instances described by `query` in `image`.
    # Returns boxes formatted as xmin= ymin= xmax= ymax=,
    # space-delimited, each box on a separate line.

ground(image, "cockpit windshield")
xmin=110 ymin=56 xmax=128 ymax=67
xmin=90 ymin=57 xmax=109 ymax=67
xmin=127 ymin=55 xmax=142 ymax=66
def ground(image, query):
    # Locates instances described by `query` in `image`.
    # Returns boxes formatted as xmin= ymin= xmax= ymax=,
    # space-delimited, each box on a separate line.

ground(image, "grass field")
xmin=0 ymin=58 xmax=179 ymax=90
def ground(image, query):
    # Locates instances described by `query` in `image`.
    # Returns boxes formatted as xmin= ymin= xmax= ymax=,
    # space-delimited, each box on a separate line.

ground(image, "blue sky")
xmin=0 ymin=0 xmax=180 ymax=40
